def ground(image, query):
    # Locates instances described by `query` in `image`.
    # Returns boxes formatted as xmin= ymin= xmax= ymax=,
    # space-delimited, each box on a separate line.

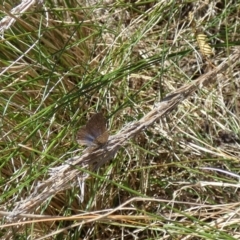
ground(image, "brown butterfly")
xmin=77 ymin=112 xmax=109 ymax=148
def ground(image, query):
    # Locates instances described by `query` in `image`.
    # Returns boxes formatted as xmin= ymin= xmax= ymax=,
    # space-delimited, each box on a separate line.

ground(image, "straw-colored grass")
xmin=0 ymin=0 xmax=240 ymax=239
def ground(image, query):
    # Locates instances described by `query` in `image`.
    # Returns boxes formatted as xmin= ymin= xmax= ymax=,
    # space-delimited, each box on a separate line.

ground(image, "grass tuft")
xmin=0 ymin=0 xmax=240 ymax=239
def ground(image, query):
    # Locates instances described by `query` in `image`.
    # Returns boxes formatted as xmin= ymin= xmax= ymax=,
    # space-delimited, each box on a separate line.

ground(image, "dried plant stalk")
xmin=0 ymin=0 xmax=43 ymax=34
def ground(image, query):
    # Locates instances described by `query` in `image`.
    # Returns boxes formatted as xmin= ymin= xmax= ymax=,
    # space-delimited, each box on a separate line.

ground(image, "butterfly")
xmin=77 ymin=112 xmax=109 ymax=148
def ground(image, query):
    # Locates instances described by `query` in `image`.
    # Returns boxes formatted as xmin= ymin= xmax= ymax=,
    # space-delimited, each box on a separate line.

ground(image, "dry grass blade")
xmin=0 ymin=0 xmax=43 ymax=34
xmin=7 ymin=47 xmax=240 ymax=220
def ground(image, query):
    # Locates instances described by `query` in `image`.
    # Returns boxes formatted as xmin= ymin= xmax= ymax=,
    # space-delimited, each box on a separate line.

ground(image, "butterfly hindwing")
xmin=77 ymin=126 xmax=95 ymax=146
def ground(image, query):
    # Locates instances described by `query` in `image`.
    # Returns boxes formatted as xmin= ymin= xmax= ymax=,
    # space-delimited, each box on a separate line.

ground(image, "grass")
xmin=0 ymin=0 xmax=240 ymax=239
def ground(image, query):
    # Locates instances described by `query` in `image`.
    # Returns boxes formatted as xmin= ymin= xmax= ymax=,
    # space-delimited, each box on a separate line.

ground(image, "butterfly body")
xmin=77 ymin=112 xmax=109 ymax=148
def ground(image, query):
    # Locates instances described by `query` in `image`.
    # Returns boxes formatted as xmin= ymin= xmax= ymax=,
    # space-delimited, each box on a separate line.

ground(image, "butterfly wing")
xmin=77 ymin=112 xmax=109 ymax=147
xmin=95 ymin=130 xmax=109 ymax=145
xmin=77 ymin=126 xmax=96 ymax=146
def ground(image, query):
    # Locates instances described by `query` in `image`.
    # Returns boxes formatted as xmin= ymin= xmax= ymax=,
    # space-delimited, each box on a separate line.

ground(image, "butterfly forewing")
xmin=86 ymin=113 xmax=107 ymax=138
